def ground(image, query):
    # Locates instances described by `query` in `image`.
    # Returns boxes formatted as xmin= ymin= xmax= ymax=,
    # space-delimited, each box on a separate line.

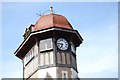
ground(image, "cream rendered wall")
xmin=38 ymin=67 xmax=57 ymax=78
xmin=24 ymin=43 xmax=38 ymax=78
xmin=24 ymin=57 xmax=38 ymax=78
xmin=24 ymin=61 xmax=32 ymax=78
xmin=30 ymin=70 xmax=38 ymax=78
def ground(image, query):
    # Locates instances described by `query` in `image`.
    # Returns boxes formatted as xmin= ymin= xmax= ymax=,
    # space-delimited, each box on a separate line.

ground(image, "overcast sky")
xmin=1 ymin=1 xmax=118 ymax=79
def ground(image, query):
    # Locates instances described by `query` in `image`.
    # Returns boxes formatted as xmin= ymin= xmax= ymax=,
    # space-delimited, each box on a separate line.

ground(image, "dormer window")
xmin=23 ymin=24 xmax=34 ymax=39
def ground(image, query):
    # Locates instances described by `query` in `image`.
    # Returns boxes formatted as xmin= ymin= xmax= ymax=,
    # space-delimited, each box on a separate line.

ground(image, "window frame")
xmin=40 ymin=38 xmax=53 ymax=52
xmin=24 ymin=46 xmax=34 ymax=66
xmin=62 ymin=71 xmax=68 ymax=79
xmin=39 ymin=51 xmax=54 ymax=66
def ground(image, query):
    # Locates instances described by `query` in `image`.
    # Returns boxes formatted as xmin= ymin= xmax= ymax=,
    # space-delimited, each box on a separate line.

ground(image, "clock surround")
xmin=56 ymin=38 xmax=69 ymax=51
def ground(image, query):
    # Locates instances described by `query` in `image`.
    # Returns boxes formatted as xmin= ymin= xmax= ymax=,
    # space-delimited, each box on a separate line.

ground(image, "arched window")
xmin=45 ymin=53 xmax=49 ymax=65
xmin=40 ymin=53 xmax=44 ymax=66
xmin=57 ymin=52 xmax=61 ymax=64
xmin=66 ymin=53 xmax=70 ymax=64
xmin=50 ymin=52 xmax=53 ymax=64
xmin=62 ymin=53 xmax=65 ymax=64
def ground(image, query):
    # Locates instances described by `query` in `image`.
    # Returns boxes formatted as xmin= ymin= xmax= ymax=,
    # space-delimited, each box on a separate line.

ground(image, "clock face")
xmin=57 ymin=38 xmax=68 ymax=50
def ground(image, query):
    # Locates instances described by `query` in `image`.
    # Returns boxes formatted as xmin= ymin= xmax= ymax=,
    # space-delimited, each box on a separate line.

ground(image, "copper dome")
xmin=34 ymin=13 xmax=73 ymax=31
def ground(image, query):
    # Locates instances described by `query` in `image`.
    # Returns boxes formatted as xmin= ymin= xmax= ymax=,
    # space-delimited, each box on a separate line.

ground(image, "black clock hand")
xmin=58 ymin=43 xmax=63 ymax=48
xmin=60 ymin=43 xmax=63 ymax=48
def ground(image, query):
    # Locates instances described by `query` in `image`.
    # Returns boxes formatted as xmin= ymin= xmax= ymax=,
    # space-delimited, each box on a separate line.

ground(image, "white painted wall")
xmin=38 ymin=67 xmax=57 ymax=78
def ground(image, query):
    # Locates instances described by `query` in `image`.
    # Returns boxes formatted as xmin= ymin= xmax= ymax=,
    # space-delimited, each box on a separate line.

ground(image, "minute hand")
xmin=58 ymin=43 xmax=63 ymax=48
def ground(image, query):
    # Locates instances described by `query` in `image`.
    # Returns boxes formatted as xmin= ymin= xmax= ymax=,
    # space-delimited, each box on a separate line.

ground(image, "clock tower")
xmin=14 ymin=7 xmax=83 ymax=80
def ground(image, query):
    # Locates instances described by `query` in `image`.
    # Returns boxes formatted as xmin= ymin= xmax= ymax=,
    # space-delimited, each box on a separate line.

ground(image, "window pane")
xmin=40 ymin=38 xmax=53 ymax=51
xmin=66 ymin=53 xmax=70 ymax=64
xmin=50 ymin=52 xmax=53 ymax=64
xmin=47 ymin=38 xmax=53 ymax=49
xmin=57 ymin=52 xmax=61 ymax=64
xmin=64 ymin=73 xmax=67 ymax=80
xmin=62 ymin=53 xmax=65 ymax=64
xmin=45 ymin=53 xmax=49 ymax=65
xmin=40 ymin=54 xmax=44 ymax=66
xmin=62 ymin=71 xmax=68 ymax=79
xmin=40 ymin=40 xmax=46 ymax=51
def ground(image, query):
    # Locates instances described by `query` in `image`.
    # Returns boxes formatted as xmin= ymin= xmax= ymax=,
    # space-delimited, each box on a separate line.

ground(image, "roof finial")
xmin=50 ymin=0 xmax=53 ymax=14
xmin=50 ymin=6 xmax=53 ymax=14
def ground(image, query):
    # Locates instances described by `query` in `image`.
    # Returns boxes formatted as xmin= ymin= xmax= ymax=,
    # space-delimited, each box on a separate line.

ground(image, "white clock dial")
xmin=57 ymin=38 xmax=68 ymax=50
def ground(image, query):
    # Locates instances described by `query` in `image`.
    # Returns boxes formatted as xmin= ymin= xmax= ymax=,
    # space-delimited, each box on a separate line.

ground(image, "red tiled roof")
xmin=34 ymin=13 xmax=73 ymax=31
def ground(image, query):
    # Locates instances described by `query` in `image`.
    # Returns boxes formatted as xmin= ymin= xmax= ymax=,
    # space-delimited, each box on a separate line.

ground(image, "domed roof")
xmin=34 ymin=13 xmax=73 ymax=31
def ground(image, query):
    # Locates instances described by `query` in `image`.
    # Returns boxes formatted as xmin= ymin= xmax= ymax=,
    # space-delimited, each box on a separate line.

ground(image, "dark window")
xmin=62 ymin=72 xmax=67 ymax=80
xmin=64 ymin=73 xmax=67 ymax=80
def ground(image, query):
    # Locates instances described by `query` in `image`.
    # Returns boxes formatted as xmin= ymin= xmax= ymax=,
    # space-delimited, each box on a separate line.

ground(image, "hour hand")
xmin=58 ymin=43 xmax=63 ymax=48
